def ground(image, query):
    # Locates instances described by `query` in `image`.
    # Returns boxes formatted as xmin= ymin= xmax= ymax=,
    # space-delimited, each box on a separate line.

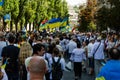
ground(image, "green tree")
xmin=2 ymin=0 xmax=11 ymax=30
xmin=24 ymin=0 xmax=36 ymax=30
xmin=96 ymin=6 xmax=110 ymax=31
xmin=1 ymin=0 xmax=69 ymax=31
xmin=33 ymin=0 xmax=49 ymax=31
xmin=96 ymin=0 xmax=120 ymax=31
xmin=62 ymin=0 xmax=68 ymax=18
xmin=10 ymin=0 xmax=19 ymax=32
xmin=78 ymin=0 xmax=97 ymax=32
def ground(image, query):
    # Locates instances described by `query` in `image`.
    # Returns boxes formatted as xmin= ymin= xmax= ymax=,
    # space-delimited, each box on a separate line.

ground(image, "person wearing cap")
xmin=91 ymin=36 xmax=105 ymax=77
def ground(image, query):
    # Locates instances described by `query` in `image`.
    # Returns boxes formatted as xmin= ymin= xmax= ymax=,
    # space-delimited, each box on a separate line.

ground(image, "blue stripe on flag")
xmin=0 ymin=0 xmax=4 ymax=6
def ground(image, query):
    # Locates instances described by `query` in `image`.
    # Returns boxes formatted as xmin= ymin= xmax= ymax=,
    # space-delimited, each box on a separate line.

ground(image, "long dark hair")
xmin=53 ymin=47 xmax=60 ymax=57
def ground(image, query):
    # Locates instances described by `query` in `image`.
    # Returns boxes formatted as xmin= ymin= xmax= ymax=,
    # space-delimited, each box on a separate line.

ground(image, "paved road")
xmin=63 ymin=70 xmax=95 ymax=80
xmin=63 ymin=58 xmax=95 ymax=80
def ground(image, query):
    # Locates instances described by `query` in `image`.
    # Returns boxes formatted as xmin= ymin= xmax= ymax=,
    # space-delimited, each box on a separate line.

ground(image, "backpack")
xmin=52 ymin=57 xmax=63 ymax=80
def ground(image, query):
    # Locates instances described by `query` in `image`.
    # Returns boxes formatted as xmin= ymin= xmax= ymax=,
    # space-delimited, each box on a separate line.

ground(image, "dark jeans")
xmin=45 ymin=72 xmax=50 ymax=80
xmin=6 ymin=71 xmax=19 ymax=80
xmin=19 ymin=65 xmax=27 ymax=80
xmin=74 ymin=62 xmax=82 ymax=78
xmin=88 ymin=58 xmax=94 ymax=68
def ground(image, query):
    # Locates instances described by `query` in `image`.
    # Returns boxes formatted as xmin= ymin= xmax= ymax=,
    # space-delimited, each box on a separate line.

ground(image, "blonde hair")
xmin=19 ymin=42 xmax=33 ymax=65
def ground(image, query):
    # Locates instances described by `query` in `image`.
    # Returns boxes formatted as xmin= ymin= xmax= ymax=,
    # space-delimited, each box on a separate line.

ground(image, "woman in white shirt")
xmin=70 ymin=42 xmax=86 ymax=80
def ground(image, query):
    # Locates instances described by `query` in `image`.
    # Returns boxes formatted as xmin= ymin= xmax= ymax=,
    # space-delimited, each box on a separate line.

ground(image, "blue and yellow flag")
xmin=1 ymin=58 xmax=9 ymax=69
xmin=0 ymin=0 xmax=4 ymax=6
xmin=40 ymin=17 xmax=68 ymax=30
xmin=96 ymin=76 xmax=105 ymax=80
xmin=0 ymin=0 xmax=4 ymax=10
xmin=47 ymin=18 xmax=61 ymax=28
xmin=60 ymin=17 xmax=68 ymax=27
xmin=4 ymin=14 xmax=11 ymax=22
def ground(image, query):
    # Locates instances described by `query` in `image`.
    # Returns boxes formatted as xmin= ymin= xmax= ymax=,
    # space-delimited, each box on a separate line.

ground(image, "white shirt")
xmin=66 ymin=40 xmax=77 ymax=54
xmin=60 ymin=39 xmax=69 ymax=52
xmin=106 ymin=41 xmax=115 ymax=49
xmin=70 ymin=48 xmax=86 ymax=62
xmin=91 ymin=41 xmax=105 ymax=60
xmin=115 ymin=40 xmax=120 ymax=50
xmin=87 ymin=42 xmax=94 ymax=58
xmin=43 ymin=53 xmax=52 ymax=72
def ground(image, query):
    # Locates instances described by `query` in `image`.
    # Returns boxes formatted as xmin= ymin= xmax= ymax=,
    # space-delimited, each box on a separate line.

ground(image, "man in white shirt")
xmin=87 ymin=38 xmax=95 ymax=75
xmin=66 ymin=36 xmax=77 ymax=60
xmin=91 ymin=37 xmax=105 ymax=76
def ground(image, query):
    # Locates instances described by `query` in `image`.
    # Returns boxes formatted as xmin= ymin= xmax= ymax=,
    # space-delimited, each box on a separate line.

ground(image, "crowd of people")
xmin=0 ymin=30 xmax=120 ymax=80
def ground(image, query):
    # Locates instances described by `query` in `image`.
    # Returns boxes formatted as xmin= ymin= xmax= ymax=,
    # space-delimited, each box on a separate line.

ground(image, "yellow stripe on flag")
xmin=96 ymin=76 xmax=105 ymax=80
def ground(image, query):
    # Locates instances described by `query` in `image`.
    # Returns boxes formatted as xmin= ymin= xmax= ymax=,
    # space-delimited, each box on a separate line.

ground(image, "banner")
xmin=40 ymin=17 xmax=68 ymax=30
xmin=3 ymin=14 xmax=11 ymax=22
xmin=0 ymin=0 xmax=4 ymax=6
xmin=48 ymin=18 xmax=61 ymax=23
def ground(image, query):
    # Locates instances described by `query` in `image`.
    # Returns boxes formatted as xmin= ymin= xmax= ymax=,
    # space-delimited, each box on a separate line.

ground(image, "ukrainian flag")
xmin=0 ymin=6 xmax=2 ymax=10
xmin=47 ymin=18 xmax=61 ymax=29
xmin=96 ymin=76 xmax=105 ymax=80
xmin=40 ymin=17 xmax=68 ymax=30
xmin=4 ymin=14 xmax=11 ymax=22
xmin=60 ymin=17 xmax=68 ymax=27
xmin=48 ymin=22 xmax=60 ymax=28
xmin=1 ymin=58 xmax=9 ymax=69
xmin=40 ymin=23 xmax=48 ymax=30
xmin=48 ymin=17 xmax=68 ymax=29
xmin=0 ymin=0 xmax=4 ymax=6
xmin=0 ymin=0 xmax=4 ymax=10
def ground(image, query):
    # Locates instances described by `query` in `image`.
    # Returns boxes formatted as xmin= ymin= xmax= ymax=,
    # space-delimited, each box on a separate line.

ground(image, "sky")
xmin=66 ymin=0 xmax=87 ymax=6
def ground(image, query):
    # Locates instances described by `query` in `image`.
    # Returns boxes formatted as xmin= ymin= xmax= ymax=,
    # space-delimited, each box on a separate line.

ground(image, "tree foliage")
xmin=96 ymin=0 xmax=120 ymax=31
xmin=78 ymin=0 xmax=97 ymax=32
xmin=0 ymin=0 xmax=68 ymax=31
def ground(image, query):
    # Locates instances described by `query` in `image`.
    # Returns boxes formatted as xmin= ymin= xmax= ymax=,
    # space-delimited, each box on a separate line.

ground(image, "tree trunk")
xmin=33 ymin=22 xmax=35 ymax=31
xmin=37 ymin=23 xmax=39 ymax=31
xmin=0 ymin=18 xmax=4 ymax=31
xmin=10 ymin=20 xmax=13 ymax=31
xmin=25 ymin=20 xmax=27 ymax=31
xmin=3 ymin=22 xmax=7 ymax=31
xmin=29 ymin=23 xmax=31 ymax=31
xmin=20 ymin=22 xmax=23 ymax=31
xmin=15 ymin=22 xmax=18 ymax=32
